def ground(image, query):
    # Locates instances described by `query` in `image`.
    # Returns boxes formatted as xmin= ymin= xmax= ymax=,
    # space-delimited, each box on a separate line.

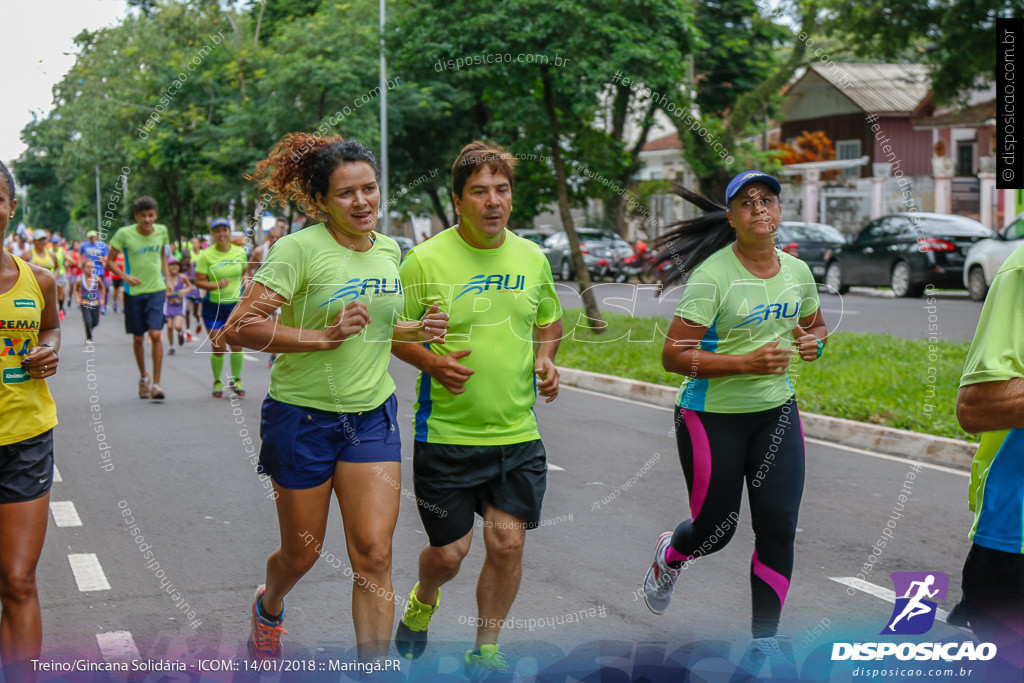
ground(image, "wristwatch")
xmin=37 ymin=343 xmax=58 ymax=358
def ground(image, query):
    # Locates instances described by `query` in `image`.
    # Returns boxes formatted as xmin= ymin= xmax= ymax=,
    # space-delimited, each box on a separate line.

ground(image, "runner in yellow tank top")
xmin=0 ymin=161 xmax=61 ymax=683
xmin=26 ymin=232 xmax=56 ymax=272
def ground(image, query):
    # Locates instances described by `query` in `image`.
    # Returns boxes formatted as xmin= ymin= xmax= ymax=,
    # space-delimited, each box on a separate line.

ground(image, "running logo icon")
xmin=882 ymin=571 xmax=948 ymax=635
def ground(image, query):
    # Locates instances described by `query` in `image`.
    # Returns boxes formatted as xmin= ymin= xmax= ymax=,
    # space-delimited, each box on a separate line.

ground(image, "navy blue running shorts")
xmin=202 ymin=299 xmax=237 ymax=331
xmin=124 ymin=291 xmax=166 ymax=336
xmin=258 ymin=394 xmax=401 ymax=490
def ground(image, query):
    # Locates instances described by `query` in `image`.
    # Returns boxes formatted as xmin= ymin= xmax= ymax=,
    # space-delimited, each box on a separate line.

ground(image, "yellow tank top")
xmin=0 ymin=256 xmax=58 ymax=445
xmin=27 ymin=248 xmax=56 ymax=272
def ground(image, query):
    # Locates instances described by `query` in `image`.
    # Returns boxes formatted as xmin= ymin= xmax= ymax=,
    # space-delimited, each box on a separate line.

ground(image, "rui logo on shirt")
xmin=735 ymin=302 xmax=801 ymax=329
xmin=319 ymin=277 xmax=403 ymax=307
xmin=455 ymin=273 xmax=526 ymax=301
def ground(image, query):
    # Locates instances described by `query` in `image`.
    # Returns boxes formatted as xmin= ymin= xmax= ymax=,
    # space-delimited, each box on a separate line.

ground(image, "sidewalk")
xmin=560 ymin=368 xmax=977 ymax=470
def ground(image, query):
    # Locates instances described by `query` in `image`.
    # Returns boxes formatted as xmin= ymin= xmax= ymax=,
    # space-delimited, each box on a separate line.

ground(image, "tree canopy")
xmin=823 ymin=0 xmax=1017 ymax=103
xmin=14 ymin=0 xmax=994 ymax=270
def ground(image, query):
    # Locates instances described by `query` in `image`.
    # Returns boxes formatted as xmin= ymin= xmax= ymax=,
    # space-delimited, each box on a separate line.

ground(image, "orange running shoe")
xmin=247 ymin=585 xmax=287 ymax=661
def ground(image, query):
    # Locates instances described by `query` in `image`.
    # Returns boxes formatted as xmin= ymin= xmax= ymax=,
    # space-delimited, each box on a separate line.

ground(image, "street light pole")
xmin=379 ymin=0 xmax=389 ymax=234
xmin=95 ymin=165 xmax=102 ymax=236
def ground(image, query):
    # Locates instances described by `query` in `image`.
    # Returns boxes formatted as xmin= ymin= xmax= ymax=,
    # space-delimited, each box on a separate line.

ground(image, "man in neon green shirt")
xmin=194 ymin=218 xmax=249 ymax=397
xmin=949 ymin=242 xmax=1024 ymax=672
xmin=106 ymin=196 xmax=171 ymax=400
xmin=392 ymin=142 xmax=563 ymax=677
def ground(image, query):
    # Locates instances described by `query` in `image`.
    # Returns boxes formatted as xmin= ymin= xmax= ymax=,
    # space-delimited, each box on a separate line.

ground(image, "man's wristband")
xmin=815 ymin=337 xmax=823 ymax=359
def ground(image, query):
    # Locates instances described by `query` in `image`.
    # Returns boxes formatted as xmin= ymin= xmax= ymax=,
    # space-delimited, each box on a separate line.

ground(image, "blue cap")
xmin=211 ymin=217 xmax=231 ymax=228
xmin=725 ymin=170 xmax=782 ymax=205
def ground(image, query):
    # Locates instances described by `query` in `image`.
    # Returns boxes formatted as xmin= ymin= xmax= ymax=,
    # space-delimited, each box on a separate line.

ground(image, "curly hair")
xmin=248 ymin=133 xmax=378 ymax=220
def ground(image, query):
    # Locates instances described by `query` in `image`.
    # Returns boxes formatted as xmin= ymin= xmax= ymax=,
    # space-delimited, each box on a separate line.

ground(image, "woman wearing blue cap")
xmin=640 ymin=171 xmax=828 ymax=674
xmin=193 ymin=218 xmax=249 ymax=397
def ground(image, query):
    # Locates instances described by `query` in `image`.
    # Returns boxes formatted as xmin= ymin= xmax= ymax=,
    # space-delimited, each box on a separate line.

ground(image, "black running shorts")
xmin=0 ymin=429 xmax=55 ymax=504
xmin=412 ymin=440 xmax=547 ymax=547
xmin=953 ymin=543 xmax=1024 ymax=645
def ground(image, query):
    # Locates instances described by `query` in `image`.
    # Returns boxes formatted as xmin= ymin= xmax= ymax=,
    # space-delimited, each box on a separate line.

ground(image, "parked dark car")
xmin=542 ymin=229 xmax=634 ymax=281
xmin=824 ymin=213 xmax=993 ymax=297
xmin=775 ymin=221 xmax=845 ymax=283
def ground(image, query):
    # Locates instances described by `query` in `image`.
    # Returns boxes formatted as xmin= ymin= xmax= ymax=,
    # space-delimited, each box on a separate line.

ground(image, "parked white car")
xmin=963 ymin=212 xmax=1024 ymax=300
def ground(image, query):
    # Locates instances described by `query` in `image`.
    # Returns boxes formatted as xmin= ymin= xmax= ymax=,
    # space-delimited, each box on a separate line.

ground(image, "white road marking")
xmin=53 ymin=465 xmax=62 ymax=483
xmin=49 ymin=501 xmax=83 ymax=527
xmin=96 ymin=631 xmax=141 ymax=660
xmin=805 ymin=438 xmax=969 ymax=477
xmin=562 ymin=384 xmax=674 ymax=409
xmin=243 ymin=353 xmax=260 ymax=361
xmin=68 ymin=554 xmax=111 ymax=592
xmin=830 ymin=577 xmax=949 ymax=623
xmin=548 ymin=463 xmax=565 ymax=472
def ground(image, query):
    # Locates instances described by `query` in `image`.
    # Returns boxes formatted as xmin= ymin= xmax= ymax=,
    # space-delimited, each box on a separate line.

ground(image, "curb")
xmin=559 ymin=367 xmax=977 ymax=471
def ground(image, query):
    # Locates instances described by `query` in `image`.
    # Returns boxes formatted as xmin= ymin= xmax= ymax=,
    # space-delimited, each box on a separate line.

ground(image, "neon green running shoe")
xmin=464 ymin=643 xmax=516 ymax=681
xmin=394 ymin=583 xmax=438 ymax=660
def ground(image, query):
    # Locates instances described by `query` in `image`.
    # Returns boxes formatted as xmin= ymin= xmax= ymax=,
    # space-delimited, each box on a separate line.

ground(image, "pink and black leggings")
xmin=668 ymin=396 xmax=805 ymax=638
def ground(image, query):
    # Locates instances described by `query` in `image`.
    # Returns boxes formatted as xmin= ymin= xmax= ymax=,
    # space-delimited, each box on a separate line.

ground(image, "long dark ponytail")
xmin=651 ymin=184 xmax=735 ymax=285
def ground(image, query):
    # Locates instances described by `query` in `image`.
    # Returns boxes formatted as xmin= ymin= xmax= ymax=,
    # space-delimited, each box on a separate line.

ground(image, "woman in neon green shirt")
xmin=224 ymin=133 xmax=447 ymax=664
xmin=641 ymin=173 xmax=828 ymax=675
xmin=193 ymin=218 xmax=249 ymax=397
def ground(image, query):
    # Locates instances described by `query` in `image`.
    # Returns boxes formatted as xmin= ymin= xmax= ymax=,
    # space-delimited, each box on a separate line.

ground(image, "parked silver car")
xmin=542 ymin=229 xmax=634 ymax=281
xmin=963 ymin=212 xmax=1024 ymax=300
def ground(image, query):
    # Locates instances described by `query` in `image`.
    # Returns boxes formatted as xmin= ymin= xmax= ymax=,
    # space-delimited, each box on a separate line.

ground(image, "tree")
xmin=823 ymin=0 xmax=1018 ymax=102
xmin=384 ymin=81 xmax=489 ymax=228
xmin=15 ymin=118 xmax=71 ymax=234
xmin=664 ymin=0 xmax=820 ymax=201
xmin=36 ymin=2 xmax=243 ymax=240
xmin=694 ymin=0 xmax=791 ymax=115
xmin=389 ymin=0 xmax=695 ymax=328
xmin=246 ymin=0 xmax=322 ymax=41
xmin=20 ymin=0 xmax=396 ymax=242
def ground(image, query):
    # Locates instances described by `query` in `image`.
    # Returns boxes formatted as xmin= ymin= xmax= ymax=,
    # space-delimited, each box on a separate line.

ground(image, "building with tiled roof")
xmin=779 ymin=63 xmax=933 ymax=180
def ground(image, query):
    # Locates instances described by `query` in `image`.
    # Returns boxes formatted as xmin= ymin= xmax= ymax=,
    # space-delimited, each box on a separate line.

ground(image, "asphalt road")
xmin=557 ymin=282 xmax=984 ymax=341
xmin=31 ymin=309 xmax=1005 ymax=682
